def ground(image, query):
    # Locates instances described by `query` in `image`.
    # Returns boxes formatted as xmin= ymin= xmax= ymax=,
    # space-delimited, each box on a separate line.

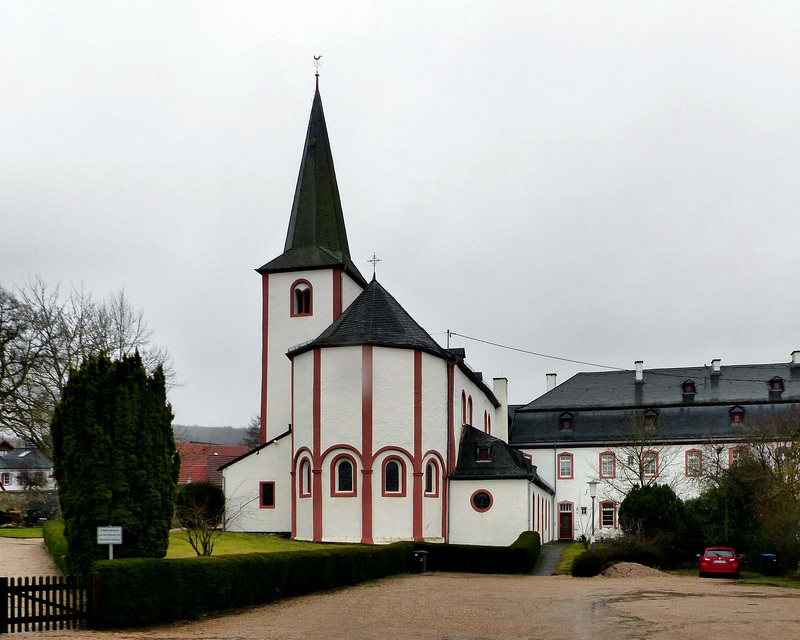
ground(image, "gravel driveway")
xmin=0 ymin=536 xmax=61 ymax=577
xmin=7 ymin=570 xmax=799 ymax=640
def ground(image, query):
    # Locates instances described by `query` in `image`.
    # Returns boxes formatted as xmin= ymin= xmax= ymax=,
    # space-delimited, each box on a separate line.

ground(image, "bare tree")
xmin=0 ymin=278 xmax=172 ymax=453
xmin=597 ymin=411 xmax=682 ymax=500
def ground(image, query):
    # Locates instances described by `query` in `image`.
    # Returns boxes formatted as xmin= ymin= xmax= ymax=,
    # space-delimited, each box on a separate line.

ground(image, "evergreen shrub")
xmin=43 ymin=520 xmax=69 ymax=574
xmin=414 ymin=531 xmax=540 ymax=574
xmin=94 ymin=542 xmax=414 ymax=628
xmin=571 ymin=550 xmax=605 ymax=577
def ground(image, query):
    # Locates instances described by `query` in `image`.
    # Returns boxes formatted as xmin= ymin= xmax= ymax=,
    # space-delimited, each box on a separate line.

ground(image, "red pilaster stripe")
xmin=332 ymin=268 xmax=342 ymax=321
xmin=361 ymin=345 xmax=374 ymax=544
xmin=260 ymin=275 xmax=269 ymax=445
xmin=312 ymin=349 xmax=323 ymax=541
xmin=290 ymin=360 xmax=297 ymax=538
xmin=412 ymin=350 xmax=423 ymax=541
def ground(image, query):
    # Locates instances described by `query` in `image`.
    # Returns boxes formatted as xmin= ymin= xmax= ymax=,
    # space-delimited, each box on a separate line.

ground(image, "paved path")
xmin=532 ymin=540 xmax=571 ymax=575
xmin=0 ymin=536 xmax=62 ymax=577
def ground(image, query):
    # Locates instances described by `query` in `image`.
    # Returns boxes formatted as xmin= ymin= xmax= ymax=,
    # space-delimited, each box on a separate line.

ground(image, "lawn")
xmin=165 ymin=530 xmax=332 ymax=558
xmin=0 ymin=527 xmax=43 ymax=538
xmin=554 ymin=542 xmax=587 ymax=575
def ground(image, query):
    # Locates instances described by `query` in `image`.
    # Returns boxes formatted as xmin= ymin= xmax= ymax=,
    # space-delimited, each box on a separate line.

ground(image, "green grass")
xmin=671 ymin=566 xmax=800 ymax=588
xmin=554 ymin=542 xmax=587 ymax=575
xmin=0 ymin=527 xmax=43 ymax=538
xmin=165 ymin=531 xmax=335 ymax=558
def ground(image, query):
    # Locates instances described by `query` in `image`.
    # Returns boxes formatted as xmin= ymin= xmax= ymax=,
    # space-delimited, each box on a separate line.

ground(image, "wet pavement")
xmin=532 ymin=540 xmax=572 ymax=575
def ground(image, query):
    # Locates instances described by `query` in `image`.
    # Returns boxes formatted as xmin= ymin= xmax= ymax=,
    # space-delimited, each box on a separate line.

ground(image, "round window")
xmin=471 ymin=490 xmax=492 ymax=512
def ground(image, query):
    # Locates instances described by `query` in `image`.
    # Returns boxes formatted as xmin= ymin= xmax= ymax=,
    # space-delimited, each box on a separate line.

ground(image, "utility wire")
xmin=448 ymin=331 xmax=798 ymax=385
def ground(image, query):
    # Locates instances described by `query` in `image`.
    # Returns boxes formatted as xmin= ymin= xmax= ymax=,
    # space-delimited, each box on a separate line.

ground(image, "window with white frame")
xmin=558 ymin=453 xmax=573 ymax=479
xmin=332 ymin=456 xmax=356 ymax=496
xmin=600 ymin=452 xmax=615 ymax=478
xmin=600 ymin=501 xmax=616 ymax=528
xmin=299 ymin=458 xmax=312 ymax=497
xmin=643 ymin=451 xmax=658 ymax=477
xmin=0 ymin=473 xmax=9 ymax=486
xmin=685 ymin=449 xmax=702 ymax=476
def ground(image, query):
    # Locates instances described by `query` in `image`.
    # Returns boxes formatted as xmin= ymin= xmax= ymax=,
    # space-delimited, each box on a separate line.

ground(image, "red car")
xmin=699 ymin=547 xmax=740 ymax=579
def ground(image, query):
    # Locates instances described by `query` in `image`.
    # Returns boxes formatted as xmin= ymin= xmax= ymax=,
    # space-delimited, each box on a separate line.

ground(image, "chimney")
xmin=792 ymin=351 xmax=800 ymax=366
xmin=711 ymin=359 xmax=721 ymax=375
xmin=546 ymin=373 xmax=557 ymax=392
xmin=635 ymin=361 xmax=644 ymax=384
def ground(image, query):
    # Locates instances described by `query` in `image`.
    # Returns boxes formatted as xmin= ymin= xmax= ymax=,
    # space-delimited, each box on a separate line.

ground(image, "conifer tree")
xmin=51 ymin=352 xmax=179 ymax=575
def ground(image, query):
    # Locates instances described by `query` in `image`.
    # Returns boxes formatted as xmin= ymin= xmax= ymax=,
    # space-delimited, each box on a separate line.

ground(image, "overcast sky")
xmin=3 ymin=2 xmax=800 ymax=428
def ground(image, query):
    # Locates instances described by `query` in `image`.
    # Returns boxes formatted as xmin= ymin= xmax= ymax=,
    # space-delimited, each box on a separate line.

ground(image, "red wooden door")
xmin=559 ymin=510 xmax=573 ymax=540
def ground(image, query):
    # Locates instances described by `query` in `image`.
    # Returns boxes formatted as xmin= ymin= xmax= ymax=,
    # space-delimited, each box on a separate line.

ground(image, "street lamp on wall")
xmin=588 ymin=481 xmax=598 ymax=553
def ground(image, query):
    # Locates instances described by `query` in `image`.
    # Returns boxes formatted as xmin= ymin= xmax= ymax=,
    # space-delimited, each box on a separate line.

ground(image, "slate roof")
xmin=0 ymin=448 xmax=52 ymax=470
xmin=257 ymin=80 xmax=367 ymax=288
xmin=453 ymin=425 xmax=554 ymax=494
xmin=510 ymin=361 xmax=800 ymax=447
xmin=288 ymin=279 xmax=451 ymax=359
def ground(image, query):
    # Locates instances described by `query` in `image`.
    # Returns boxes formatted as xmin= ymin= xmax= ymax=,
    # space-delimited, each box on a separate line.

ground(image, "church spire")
xmin=258 ymin=79 xmax=367 ymax=287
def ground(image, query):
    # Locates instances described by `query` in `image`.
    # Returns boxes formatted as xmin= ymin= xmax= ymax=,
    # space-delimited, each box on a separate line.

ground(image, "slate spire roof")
xmin=288 ymin=278 xmax=449 ymax=358
xmin=257 ymin=79 xmax=367 ymax=288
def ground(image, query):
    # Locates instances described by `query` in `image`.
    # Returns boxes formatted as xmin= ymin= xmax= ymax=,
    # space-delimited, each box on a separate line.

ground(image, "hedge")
xmin=94 ymin=542 xmax=414 ymax=628
xmin=43 ymin=520 xmax=69 ymax=575
xmin=415 ymin=531 xmax=540 ymax=574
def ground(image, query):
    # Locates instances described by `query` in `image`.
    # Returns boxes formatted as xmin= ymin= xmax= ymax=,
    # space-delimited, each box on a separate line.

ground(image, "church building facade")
xmin=221 ymin=80 xmax=555 ymax=546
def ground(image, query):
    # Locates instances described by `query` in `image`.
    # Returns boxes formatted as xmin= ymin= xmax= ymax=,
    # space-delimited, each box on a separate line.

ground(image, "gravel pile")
xmin=599 ymin=561 xmax=664 ymax=578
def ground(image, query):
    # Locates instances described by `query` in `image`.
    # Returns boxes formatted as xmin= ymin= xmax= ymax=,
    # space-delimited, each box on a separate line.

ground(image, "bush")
xmin=94 ymin=542 xmax=414 ymax=628
xmin=414 ymin=531 xmax=540 ymax=574
xmin=43 ymin=520 xmax=69 ymax=575
xmin=571 ymin=551 xmax=604 ymax=577
xmin=619 ymin=484 xmax=686 ymax=538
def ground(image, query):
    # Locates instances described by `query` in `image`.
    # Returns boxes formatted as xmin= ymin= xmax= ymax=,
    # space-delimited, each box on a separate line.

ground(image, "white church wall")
xmin=449 ymin=479 xmax=530 ymax=546
xmin=223 ymin=437 xmax=291 ymax=533
xmin=453 ymin=367 xmax=499 ymax=443
xmin=320 ymin=346 xmax=362 ymax=451
xmin=265 ymin=270 xmax=336 ymax=441
xmin=372 ymin=348 xmax=415 ymax=454
xmin=341 ymin=272 xmax=363 ymax=311
xmin=291 ymin=350 xmax=315 ymax=456
xmin=321 ymin=447 xmax=363 ymax=542
xmin=372 ymin=449 xmax=414 ymax=542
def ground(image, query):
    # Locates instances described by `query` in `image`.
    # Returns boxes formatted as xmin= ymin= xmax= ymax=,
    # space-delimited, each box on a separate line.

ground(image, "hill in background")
xmin=174 ymin=424 xmax=248 ymax=446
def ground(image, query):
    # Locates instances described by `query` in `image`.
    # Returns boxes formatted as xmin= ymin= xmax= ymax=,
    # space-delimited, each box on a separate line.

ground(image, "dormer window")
xmin=477 ymin=446 xmax=491 ymax=462
xmin=770 ymin=377 xmax=784 ymax=392
xmin=644 ymin=409 xmax=658 ymax=428
xmin=730 ymin=406 xmax=745 ymax=425
xmin=560 ymin=413 xmax=574 ymax=430
xmin=682 ymin=380 xmax=696 ymax=394
xmin=291 ymin=280 xmax=313 ymax=317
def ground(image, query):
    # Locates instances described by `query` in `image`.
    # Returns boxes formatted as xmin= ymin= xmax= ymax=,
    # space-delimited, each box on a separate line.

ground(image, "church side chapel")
xmin=221 ymin=77 xmax=555 ymax=546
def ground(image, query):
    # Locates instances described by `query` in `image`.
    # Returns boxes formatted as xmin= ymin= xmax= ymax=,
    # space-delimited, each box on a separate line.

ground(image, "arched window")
xmin=290 ymin=279 xmax=313 ymax=317
xmin=382 ymin=457 xmax=406 ymax=497
xmin=424 ymin=460 xmax=439 ymax=497
xmin=461 ymin=392 xmax=467 ymax=425
xmin=468 ymin=396 xmax=473 ymax=425
xmin=330 ymin=454 xmax=357 ymax=497
xmin=487 ymin=413 xmax=491 ymax=435
xmin=299 ymin=458 xmax=312 ymax=497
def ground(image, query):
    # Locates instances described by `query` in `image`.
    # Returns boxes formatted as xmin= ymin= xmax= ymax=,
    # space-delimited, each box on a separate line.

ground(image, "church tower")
xmin=256 ymin=79 xmax=368 ymax=444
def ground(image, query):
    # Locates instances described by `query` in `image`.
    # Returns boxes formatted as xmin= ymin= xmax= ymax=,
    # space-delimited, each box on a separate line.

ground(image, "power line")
xmin=448 ymin=331 xmax=799 ymax=385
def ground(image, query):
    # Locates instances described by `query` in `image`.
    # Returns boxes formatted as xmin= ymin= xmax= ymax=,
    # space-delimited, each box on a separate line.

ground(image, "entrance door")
xmin=558 ymin=503 xmax=573 ymax=540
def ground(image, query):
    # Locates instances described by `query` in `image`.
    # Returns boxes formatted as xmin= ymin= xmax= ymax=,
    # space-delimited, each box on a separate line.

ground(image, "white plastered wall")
xmin=222 ymin=436 xmax=291 ymax=533
xmin=449 ymin=478 xmax=530 ymax=546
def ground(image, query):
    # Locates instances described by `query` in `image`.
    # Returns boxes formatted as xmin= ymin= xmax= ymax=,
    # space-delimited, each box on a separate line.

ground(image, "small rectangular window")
xmin=260 ymin=481 xmax=275 ymax=509
xmin=477 ymin=447 xmax=490 ymax=461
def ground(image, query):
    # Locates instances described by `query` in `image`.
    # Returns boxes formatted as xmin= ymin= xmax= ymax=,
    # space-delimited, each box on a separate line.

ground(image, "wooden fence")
xmin=0 ymin=576 xmax=90 ymax=634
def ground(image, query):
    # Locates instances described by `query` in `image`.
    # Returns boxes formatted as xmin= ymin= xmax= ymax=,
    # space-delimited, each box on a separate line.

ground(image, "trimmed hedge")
xmin=94 ymin=542 xmax=413 ymax=628
xmin=43 ymin=520 xmax=69 ymax=575
xmin=571 ymin=550 xmax=604 ymax=577
xmin=415 ymin=531 xmax=540 ymax=574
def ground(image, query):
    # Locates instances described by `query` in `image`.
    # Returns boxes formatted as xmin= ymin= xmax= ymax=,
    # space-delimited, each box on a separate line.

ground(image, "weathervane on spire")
xmin=313 ymin=55 xmax=322 ymax=77
xmin=368 ymin=253 xmax=382 ymax=279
